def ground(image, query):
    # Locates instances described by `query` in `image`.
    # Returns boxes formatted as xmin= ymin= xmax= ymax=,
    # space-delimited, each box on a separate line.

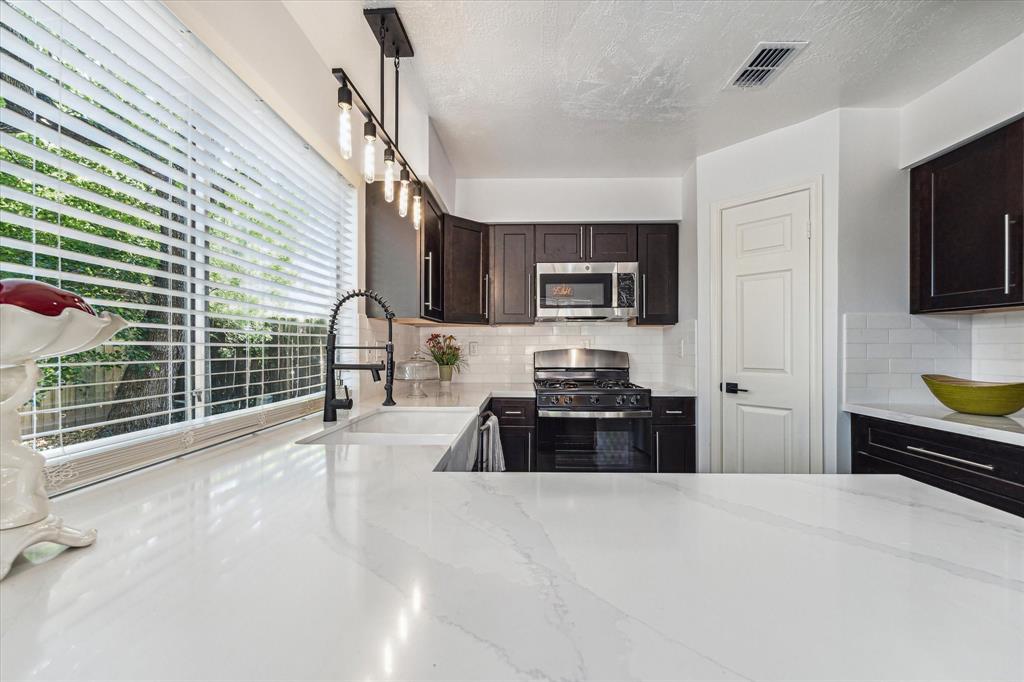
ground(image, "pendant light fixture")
xmin=412 ymin=181 xmax=422 ymax=230
xmin=333 ymin=8 xmax=421 ymax=227
xmin=337 ymin=81 xmax=353 ymax=160
xmin=383 ymin=146 xmax=396 ymax=202
xmin=398 ymin=165 xmax=410 ymax=217
xmin=362 ymin=120 xmax=377 ymax=184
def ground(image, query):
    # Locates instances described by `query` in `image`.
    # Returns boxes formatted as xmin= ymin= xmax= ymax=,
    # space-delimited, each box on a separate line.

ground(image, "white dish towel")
xmin=482 ymin=415 xmax=506 ymax=472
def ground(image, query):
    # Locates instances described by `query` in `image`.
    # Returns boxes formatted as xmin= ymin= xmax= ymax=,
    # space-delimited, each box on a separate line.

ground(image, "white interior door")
xmin=720 ymin=189 xmax=812 ymax=473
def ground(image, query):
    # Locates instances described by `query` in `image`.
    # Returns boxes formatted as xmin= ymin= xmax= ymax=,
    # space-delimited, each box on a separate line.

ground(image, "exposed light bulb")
xmin=383 ymin=147 xmax=396 ymax=203
xmin=337 ymin=85 xmax=353 ymax=160
xmin=398 ymin=166 xmax=410 ymax=218
xmin=338 ymin=108 xmax=352 ymax=160
xmin=412 ymin=182 xmax=422 ymax=231
xmin=362 ymin=121 xmax=376 ymax=185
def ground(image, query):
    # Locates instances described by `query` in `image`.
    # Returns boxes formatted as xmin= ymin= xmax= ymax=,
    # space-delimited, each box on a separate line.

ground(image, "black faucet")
xmin=323 ymin=289 xmax=396 ymax=421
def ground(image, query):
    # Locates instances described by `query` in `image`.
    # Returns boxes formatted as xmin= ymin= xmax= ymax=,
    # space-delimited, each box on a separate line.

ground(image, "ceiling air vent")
xmin=727 ymin=41 xmax=808 ymax=89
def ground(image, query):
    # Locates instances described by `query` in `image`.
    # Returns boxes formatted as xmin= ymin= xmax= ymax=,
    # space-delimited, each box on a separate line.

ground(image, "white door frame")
xmin=709 ymin=179 xmax=824 ymax=473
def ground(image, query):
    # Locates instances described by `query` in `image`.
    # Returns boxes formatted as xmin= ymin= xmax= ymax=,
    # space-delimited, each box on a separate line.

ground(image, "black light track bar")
xmin=332 ymin=66 xmax=422 ymax=188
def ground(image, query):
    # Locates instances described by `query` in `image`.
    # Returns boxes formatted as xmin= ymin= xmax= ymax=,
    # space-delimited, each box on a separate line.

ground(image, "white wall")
xmin=695 ymin=109 xmax=841 ymax=473
xmin=662 ymin=164 xmax=698 ymax=389
xmin=454 ymin=177 xmax=683 ymax=223
xmin=899 ymin=33 xmax=1024 ymax=168
xmin=427 ymin=120 xmax=456 ymax=212
xmin=835 ymin=109 xmax=910 ymax=471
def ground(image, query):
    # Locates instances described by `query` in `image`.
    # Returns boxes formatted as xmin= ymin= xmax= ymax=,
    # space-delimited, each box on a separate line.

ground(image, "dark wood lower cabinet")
xmin=652 ymin=397 xmax=696 ymax=473
xmin=499 ymin=427 xmax=535 ymax=472
xmin=851 ymin=414 xmax=1024 ymax=516
xmin=484 ymin=398 xmax=536 ymax=472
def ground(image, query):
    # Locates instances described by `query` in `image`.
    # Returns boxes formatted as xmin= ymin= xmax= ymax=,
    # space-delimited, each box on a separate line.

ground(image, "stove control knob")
xmin=552 ymin=396 xmax=561 ymax=405
xmin=589 ymin=396 xmax=600 ymax=405
xmin=615 ymin=395 xmax=625 ymax=406
xmin=565 ymin=396 xmax=573 ymax=405
xmin=630 ymin=395 xmax=639 ymax=406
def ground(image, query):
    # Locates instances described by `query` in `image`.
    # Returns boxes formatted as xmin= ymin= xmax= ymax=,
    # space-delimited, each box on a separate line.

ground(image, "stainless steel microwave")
xmin=535 ymin=262 xmax=638 ymax=321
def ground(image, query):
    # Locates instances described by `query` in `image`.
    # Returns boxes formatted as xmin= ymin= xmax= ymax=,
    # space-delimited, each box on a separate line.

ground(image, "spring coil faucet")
xmin=323 ymin=289 xmax=396 ymax=421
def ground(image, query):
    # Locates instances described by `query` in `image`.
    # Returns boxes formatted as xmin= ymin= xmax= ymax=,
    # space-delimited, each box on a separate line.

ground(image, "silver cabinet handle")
xmin=504 ymin=410 xmax=522 ymax=415
xmin=665 ymin=410 xmax=683 ymax=415
xmin=642 ymin=274 xmax=647 ymax=318
xmin=906 ymin=445 xmax=995 ymax=471
xmin=424 ymin=252 xmax=433 ymax=310
xmin=589 ymin=225 xmax=594 ymax=260
xmin=1005 ymin=214 xmax=1011 ymax=294
xmin=579 ymin=225 xmax=584 ymax=260
xmin=527 ymin=431 xmax=532 ymax=472
xmin=484 ymin=273 xmax=489 ymax=319
xmin=655 ymin=430 xmax=660 ymax=472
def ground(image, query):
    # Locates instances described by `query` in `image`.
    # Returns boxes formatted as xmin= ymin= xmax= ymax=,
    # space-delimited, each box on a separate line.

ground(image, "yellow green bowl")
xmin=921 ymin=374 xmax=1024 ymax=416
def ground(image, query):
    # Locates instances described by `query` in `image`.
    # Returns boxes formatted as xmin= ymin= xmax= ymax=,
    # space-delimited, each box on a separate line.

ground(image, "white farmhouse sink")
xmin=298 ymin=407 xmax=477 ymax=446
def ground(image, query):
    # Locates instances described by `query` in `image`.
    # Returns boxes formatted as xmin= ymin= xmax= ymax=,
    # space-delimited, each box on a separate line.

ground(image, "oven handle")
xmin=537 ymin=410 xmax=653 ymax=419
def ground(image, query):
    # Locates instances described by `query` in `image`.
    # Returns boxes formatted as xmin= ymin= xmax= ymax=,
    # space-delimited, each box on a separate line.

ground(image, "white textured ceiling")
xmin=311 ymin=1 xmax=1024 ymax=178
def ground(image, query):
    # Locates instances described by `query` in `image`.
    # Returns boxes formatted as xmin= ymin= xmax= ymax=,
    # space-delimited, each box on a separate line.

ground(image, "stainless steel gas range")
xmin=533 ymin=349 xmax=654 ymax=472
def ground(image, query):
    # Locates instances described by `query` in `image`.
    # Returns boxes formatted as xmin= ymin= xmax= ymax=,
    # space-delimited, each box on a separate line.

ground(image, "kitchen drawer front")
xmin=489 ymin=398 xmax=536 ymax=426
xmin=652 ymin=397 xmax=695 ymax=424
xmin=853 ymin=450 xmax=1024 ymax=517
xmin=852 ymin=415 xmax=1024 ymax=506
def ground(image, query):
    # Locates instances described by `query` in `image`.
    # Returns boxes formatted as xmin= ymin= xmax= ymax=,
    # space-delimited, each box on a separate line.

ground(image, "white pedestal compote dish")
xmin=0 ymin=280 xmax=126 ymax=579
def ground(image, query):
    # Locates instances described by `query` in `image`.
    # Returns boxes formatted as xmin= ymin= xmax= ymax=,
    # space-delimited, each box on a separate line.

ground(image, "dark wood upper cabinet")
xmin=491 ymin=224 xmax=535 ymax=324
xmin=911 ymin=118 xmax=1023 ymax=313
xmin=535 ymin=225 xmax=585 ymax=262
xmin=637 ymin=224 xmax=679 ymax=325
xmin=421 ymin=199 xmax=444 ymax=321
xmin=443 ymin=214 xmax=490 ymax=324
xmin=587 ymin=224 xmax=636 ymax=261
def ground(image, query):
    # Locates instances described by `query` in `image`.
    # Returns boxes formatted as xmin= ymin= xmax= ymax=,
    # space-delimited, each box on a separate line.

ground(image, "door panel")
xmin=588 ymin=224 xmax=636 ymax=261
xmin=721 ymin=190 xmax=811 ymax=474
xmin=637 ymin=224 xmax=679 ymax=325
xmin=536 ymin=225 xmax=585 ymax=262
xmin=491 ymin=224 xmax=535 ymax=324
xmin=421 ymin=201 xmax=443 ymax=320
xmin=443 ymin=215 xmax=489 ymax=324
xmin=911 ymin=119 xmax=1023 ymax=312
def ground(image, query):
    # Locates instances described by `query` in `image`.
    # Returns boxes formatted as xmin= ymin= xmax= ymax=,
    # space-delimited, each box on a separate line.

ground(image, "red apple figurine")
xmin=0 ymin=279 xmax=95 ymax=316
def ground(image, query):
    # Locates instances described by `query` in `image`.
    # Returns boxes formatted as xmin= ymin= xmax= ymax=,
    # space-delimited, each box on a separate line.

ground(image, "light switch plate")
xmin=469 ymin=341 xmax=479 ymax=356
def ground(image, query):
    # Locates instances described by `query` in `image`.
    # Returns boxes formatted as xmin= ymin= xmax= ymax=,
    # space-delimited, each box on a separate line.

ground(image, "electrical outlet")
xmin=469 ymin=341 xmax=479 ymax=356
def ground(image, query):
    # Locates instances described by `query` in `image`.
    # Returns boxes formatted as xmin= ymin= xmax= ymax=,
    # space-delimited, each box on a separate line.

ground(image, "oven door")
xmin=536 ymin=412 xmax=653 ymax=472
xmin=535 ymin=262 xmax=637 ymax=320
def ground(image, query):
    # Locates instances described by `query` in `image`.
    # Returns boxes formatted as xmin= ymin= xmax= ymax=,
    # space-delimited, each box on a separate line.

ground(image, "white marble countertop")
xmin=845 ymin=402 xmax=1024 ymax=447
xmin=2 ymin=414 xmax=1022 ymax=680
xmin=386 ymin=380 xmax=697 ymax=400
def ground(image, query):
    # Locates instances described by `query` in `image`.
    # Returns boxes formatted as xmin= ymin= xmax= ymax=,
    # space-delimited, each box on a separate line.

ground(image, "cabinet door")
xmin=637 ymin=224 xmax=679 ymax=325
xmin=499 ymin=426 xmax=535 ymax=472
xmin=654 ymin=423 xmax=696 ymax=473
xmin=535 ymin=225 xmax=585 ymax=262
xmin=421 ymin=201 xmax=444 ymax=320
xmin=911 ymin=119 xmax=1023 ymax=312
xmin=587 ymin=224 xmax=636 ymax=261
xmin=491 ymin=225 xmax=535 ymax=324
xmin=443 ymin=215 xmax=490 ymax=324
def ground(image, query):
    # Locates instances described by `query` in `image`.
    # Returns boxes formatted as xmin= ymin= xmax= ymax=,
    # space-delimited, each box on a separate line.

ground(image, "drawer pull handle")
xmin=664 ymin=410 xmax=684 ymax=415
xmin=504 ymin=410 xmax=523 ymax=415
xmin=905 ymin=445 xmax=995 ymax=472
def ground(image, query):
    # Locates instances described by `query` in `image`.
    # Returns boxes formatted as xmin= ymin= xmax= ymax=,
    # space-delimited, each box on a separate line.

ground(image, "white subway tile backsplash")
xmin=866 ymin=343 xmax=912 ymax=358
xmin=867 ymin=314 xmax=910 ymax=329
xmin=846 ymin=329 xmax=889 ymax=344
xmin=888 ymin=328 xmax=935 ymax=344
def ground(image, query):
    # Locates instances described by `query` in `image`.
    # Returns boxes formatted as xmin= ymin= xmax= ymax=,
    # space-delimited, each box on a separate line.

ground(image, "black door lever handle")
xmin=722 ymin=382 xmax=749 ymax=394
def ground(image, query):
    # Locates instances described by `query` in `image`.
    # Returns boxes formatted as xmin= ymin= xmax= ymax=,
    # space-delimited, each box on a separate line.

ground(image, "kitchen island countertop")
xmin=2 ymin=393 xmax=1021 ymax=681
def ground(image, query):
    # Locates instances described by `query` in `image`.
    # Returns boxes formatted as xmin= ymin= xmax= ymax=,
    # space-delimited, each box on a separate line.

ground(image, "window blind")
xmin=0 ymin=0 xmax=357 ymax=492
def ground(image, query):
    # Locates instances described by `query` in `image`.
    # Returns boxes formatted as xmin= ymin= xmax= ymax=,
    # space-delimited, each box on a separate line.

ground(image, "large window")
xmin=1 ymin=0 xmax=356 ymax=489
